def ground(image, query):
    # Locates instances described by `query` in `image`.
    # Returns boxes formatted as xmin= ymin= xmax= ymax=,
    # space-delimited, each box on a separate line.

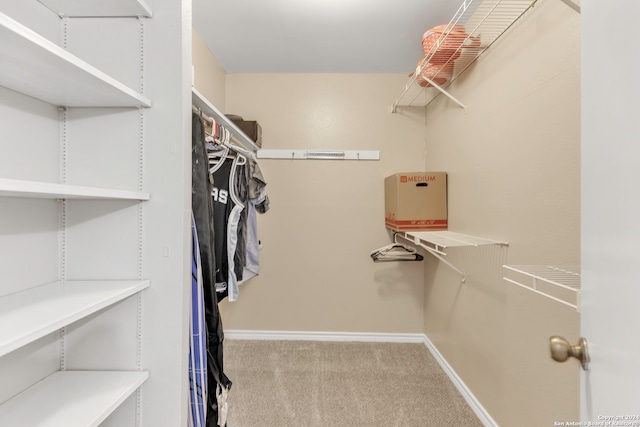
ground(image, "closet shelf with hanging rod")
xmin=371 ymin=233 xmax=424 ymax=263
xmin=392 ymin=0 xmax=537 ymax=112
xmin=395 ymin=231 xmax=507 ymax=282
xmin=503 ymin=265 xmax=581 ymax=311
xmin=192 ymin=88 xmax=260 ymax=152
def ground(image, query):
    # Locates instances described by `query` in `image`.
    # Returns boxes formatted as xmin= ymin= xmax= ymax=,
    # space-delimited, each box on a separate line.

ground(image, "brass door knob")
xmin=549 ymin=336 xmax=590 ymax=370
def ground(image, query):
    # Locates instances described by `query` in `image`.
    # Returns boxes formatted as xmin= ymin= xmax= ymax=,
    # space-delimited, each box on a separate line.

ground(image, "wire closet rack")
xmin=503 ymin=265 xmax=581 ymax=311
xmin=396 ymin=231 xmax=507 ymax=282
xmin=392 ymin=0 xmax=538 ymax=111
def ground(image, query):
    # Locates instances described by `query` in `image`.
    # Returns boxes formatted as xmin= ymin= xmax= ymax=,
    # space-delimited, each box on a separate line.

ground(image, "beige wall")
xmin=192 ymin=29 xmax=226 ymax=109
xmin=221 ymin=74 xmax=428 ymax=333
xmin=423 ymin=1 xmax=581 ymax=426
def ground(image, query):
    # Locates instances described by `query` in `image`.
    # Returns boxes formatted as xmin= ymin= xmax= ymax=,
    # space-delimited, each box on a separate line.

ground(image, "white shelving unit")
xmin=392 ymin=0 xmax=537 ymax=111
xmin=0 ymin=178 xmax=150 ymax=200
xmin=503 ymin=265 xmax=581 ymax=311
xmin=0 ymin=12 xmax=151 ymax=108
xmin=396 ymin=230 xmax=507 ymax=281
xmin=0 ymin=280 xmax=149 ymax=358
xmin=0 ymin=0 xmax=191 ymax=425
xmin=0 ymin=371 xmax=149 ymax=427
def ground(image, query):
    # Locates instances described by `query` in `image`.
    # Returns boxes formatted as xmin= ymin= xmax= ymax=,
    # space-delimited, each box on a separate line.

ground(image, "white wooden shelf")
xmin=38 ymin=0 xmax=153 ymax=17
xmin=0 ymin=12 xmax=151 ymax=108
xmin=192 ymin=88 xmax=260 ymax=152
xmin=0 ymin=370 xmax=148 ymax=426
xmin=0 ymin=280 xmax=149 ymax=358
xmin=0 ymin=178 xmax=150 ymax=200
xmin=392 ymin=0 xmax=536 ymax=111
xmin=503 ymin=265 xmax=581 ymax=311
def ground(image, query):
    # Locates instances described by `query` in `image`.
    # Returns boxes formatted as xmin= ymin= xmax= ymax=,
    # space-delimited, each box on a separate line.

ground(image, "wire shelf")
xmin=393 ymin=0 xmax=537 ymax=111
xmin=402 ymin=230 xmax=506 ymax=256
xmin=503 ymin=265 xmax=581 ymax=311
xmin=395 ymin=231 xmax=507 ymax=282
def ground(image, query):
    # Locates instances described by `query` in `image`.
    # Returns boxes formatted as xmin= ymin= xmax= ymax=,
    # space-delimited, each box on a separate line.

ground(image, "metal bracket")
xmin=395 ymin=232 xmax=466 ymax=282
xmin=559 ymin=0 xmax=580 ymax=13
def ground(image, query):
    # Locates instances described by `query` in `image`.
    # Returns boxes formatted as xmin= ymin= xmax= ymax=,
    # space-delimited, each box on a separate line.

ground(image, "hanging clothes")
xmin=189 ymin=214 xmax=207 ymax=427
xmin=216 ymin=143 xmax=270 ymax=286
xmin=191 ymin=113 xmax=231 ymax=427
xmin=202 ymin=110 xmax=270 ymax=302
xmin=209 ymin=147 xmax=246 ymax=302
xmin=234 ymin=157 xmax=249 ymax=284
xmin=191 ymin=105 xmax=269 ymax=426
xmin=241 ymin=156 xmax=269 ymax=282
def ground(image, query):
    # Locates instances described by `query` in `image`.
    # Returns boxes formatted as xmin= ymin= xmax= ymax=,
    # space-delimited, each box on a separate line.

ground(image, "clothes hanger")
xmin=207 ymin=126 xmax=236 ymax=167
xmin=370 ymin=233 xmax=424 ymax=263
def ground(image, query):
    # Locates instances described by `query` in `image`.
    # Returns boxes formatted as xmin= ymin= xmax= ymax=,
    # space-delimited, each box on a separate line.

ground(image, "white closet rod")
xmin=192 ymin=105 xmax=216 ymax=130
xmin=192 ymin=104 xmax=257 ymax=154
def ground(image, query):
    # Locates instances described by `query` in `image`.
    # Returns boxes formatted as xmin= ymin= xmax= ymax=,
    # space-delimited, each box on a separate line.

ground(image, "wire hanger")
xmin=370 ymin=233 xmax=424 ymax=263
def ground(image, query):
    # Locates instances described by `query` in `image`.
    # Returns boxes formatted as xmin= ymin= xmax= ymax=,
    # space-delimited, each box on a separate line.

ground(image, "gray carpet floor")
xmin=223 ymin=339 xmax=483 ymax=427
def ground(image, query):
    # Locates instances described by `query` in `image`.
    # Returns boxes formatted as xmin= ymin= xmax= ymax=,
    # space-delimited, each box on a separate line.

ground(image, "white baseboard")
xmin=224 ymin=329 xmax=497 ymax=427
xmin=421 ymin=335 xmax=499 ymax=427
xmin=224 ymin=329 xmax=426 ymax=343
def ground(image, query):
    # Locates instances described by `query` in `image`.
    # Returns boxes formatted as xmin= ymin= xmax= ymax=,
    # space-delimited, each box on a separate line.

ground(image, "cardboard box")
xmin=230 ymin=119 xmax=262 ymax=148
xmin=384 ymin=172 xmax=448 ymax=231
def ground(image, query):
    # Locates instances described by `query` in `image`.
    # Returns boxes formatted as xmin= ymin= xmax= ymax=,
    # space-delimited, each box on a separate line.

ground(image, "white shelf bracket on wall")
xmin=257 ymin=149 xmax=380 ymax=161
xmin=392 ymin=70 xmax=466 ymax=113
xmin=396 ymin=230 xmax=508 ymax=283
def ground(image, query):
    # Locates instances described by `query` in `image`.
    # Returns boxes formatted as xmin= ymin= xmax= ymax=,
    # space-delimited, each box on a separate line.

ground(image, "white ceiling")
xmin=192 ymin=0 xmax=464 ymax=73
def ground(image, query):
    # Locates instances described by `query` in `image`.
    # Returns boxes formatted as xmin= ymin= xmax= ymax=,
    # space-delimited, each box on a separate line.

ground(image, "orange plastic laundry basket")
xmin=421 ymin=24 xmax=479 ymax=65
